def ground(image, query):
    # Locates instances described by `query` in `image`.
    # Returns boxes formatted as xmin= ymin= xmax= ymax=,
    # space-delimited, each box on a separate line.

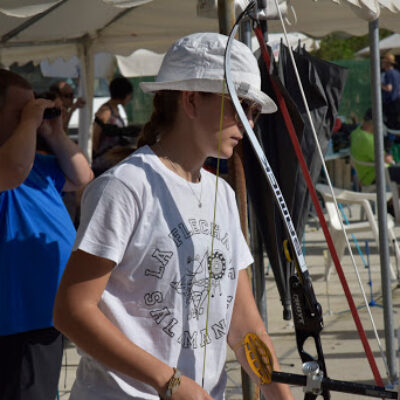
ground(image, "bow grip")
xmin=290 ymin=273 xmax=330 ymax=399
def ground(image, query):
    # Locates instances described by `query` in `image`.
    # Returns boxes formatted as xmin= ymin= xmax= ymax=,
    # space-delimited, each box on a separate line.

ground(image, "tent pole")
xmin=239 ymin=18 xmax=252 ymax=47
xmin=217 ymin=0 xmax=235 ymax=37
xmin=239 ymin=15 xmax=269 ymax=339
xmin=217 ymin=2 xmax=256 ymax=399
xmin=77 ymin=37 xmax=94 ymax=161
xmin=249 ymin=201 xmax=268 ymax=328
xmin=369 ymin=18 xmax=398 ymax=384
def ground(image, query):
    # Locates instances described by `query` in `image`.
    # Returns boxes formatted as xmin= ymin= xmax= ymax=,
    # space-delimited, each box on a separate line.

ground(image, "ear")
xmin=181 ymin=91 xmax=198 ymax=120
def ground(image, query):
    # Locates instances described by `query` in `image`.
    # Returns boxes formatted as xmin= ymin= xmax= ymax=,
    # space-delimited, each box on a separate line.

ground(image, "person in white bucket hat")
xmin=140 ymin=32 xmax=276 ymax=114
xmin=54 ymin=32 xmax=293 ymax=400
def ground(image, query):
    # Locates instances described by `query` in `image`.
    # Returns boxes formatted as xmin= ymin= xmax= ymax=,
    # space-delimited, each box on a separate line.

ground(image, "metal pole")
xmin=249 ymin=205 xmax=266 ymax=400
xmin=217 ymin=0 xmax=235 ymax=35
xmin=369 ymin=18 xmax=398 ymax=383
xmin=239 ymin=19 xmax=252 ymax=50
xmin=77 ymin=37 xmax=94 ymax=161
xmin=240 ymin=18 xmax=268 ymax=329
xmin=249 ymin=203 xmax=268 ymax=328
xmin=256 ymin=0 xmax=268 ymax=43
xmin=217 ymin=3 xmax=257 ymax=399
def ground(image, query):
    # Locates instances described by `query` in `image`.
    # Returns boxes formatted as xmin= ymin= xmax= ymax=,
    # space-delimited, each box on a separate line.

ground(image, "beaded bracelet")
xmin=161 ymin=367 xmax=182 ymax=399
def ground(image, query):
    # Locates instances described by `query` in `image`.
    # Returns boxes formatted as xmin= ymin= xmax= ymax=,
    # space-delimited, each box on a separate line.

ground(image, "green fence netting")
xmin=124 ymin=76 xmax=155 ymax=126
xmin=333 ymin=59 xmax=371 ymax=122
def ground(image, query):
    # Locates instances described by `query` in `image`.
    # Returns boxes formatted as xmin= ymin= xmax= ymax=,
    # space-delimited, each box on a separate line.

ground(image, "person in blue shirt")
xmin=0 ymin=69 xmax=94 ymax=400
xmin=381 ymin=52 xmax=400 ymax=130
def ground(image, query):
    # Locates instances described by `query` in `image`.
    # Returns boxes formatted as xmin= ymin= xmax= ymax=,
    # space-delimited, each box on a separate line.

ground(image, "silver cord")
xmin=156 ymin=142 xmax=203 ymax=208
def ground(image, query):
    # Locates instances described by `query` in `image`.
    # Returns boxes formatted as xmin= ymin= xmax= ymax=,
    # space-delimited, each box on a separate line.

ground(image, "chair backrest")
xmin=385 ymin=167 xmax=400 ymax=223
xmin=350 ymin=155 xmax=400 ymax=222
xmin=316 ymin=184 xmax=343 ymax=230
xmin=350 ymin=155 xmax=376 ymax=192
xmin=385 ymin=127 xmax=400 ymax=137
xmin=323 ymin=199 xmax=344 ymax=231
xmin=316 ymin=183 xmax=382 ymax=232
xmin=350 ymin=156 xmax=374 ymax=167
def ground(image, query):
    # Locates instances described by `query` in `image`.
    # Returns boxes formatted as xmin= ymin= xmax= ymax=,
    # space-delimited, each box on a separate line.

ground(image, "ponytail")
xmin=137 ymin=91 xmax=180 ymax=148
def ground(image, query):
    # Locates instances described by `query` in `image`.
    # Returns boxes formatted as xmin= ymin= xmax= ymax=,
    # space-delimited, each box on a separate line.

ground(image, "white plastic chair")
xmin=385 ymin=167 xmax=400 ymax=223
xmin=316 ymin=183 xmax=399 ymax=281
xmin=351 ymin=155 xmax=400 ymax=223
xmin=384 ymin=126 xmax=400 ymax=222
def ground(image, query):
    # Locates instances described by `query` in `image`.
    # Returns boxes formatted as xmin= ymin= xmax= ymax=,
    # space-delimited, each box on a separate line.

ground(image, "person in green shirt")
xmin=350 ymin=109 xmax=400 ymax=186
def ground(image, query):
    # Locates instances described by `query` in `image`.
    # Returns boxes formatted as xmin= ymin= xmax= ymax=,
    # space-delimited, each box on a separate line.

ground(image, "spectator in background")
xmin=350 ymin=108 xmax=400 ymax=187
xmin=381 ymin=52 xmax=400 ymax=130
xmin=35 ymin=90 xmax=64 ymax=154
xmin=36 ymin=89 xmax=83 ymax=225
xmin=50 ymin=80 xmax=86 ymax=131
xmin=0 ymin=69 xmax=94 ymax=400
xmin=92 ymin=76 xmax=138 ymax=176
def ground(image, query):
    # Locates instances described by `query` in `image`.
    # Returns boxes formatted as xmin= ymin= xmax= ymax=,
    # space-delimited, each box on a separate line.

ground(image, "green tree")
xmin=312 ymin=29 xmax=393 ymax=61
xmin=312 ymin=29 xmax=394 ymax=121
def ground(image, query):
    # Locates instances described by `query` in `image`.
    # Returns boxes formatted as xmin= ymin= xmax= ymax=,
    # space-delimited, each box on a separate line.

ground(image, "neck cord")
xmin=157 ymin=142 xmax=203 ymax=208
xmin=201 ymin=85 xmax=225 ymax=388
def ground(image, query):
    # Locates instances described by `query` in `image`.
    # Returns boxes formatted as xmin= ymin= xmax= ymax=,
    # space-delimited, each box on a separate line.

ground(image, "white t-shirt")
xmin=70 ymin=145 xmax=253 ymax=400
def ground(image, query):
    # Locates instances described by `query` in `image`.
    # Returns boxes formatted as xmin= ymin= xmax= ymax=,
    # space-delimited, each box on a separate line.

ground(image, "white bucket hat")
xmin=140 ymin=32 xmax=277 ymax=114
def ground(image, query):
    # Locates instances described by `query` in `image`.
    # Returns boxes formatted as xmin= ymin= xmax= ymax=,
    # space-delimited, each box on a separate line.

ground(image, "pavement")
xmin=58 ymin=206 xmax=400 ymax=399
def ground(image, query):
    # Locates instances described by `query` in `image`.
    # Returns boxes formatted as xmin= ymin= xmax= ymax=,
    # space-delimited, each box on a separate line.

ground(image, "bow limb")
xmin=224 ymin=3 xmax=329 ymax=399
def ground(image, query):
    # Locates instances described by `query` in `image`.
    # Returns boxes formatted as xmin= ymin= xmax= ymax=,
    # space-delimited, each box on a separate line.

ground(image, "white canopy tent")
xmin=0 ymin=0 xmax=399 ymax=69
xmin=357 ymin=32 xmax=400 ymax=55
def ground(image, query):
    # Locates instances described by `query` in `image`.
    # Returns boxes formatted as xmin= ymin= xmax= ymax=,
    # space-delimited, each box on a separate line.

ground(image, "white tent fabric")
xmin=116 ymin=49 xmax=164 ymax=77
xmin=103 ymin=0 xmax=153 ymax=7
xmin=266 ymin=0 xmax=400 ymax=36
xmin=40 ymin=50 xmax=162 ymax=78
xmin=357 ymin=33 xmax=400 ymax=55
xmin=0 ymin=0 xmax=62 ymax=18
xmin=0 ymin=0 xmax=399 ymax=69
xmin=0 ymin=0 xmax=218 ymax=67
xmin=40 ymin=53 xmax=115 ymax=78
xmin=199 ymin=0 xmax=400 ymax=34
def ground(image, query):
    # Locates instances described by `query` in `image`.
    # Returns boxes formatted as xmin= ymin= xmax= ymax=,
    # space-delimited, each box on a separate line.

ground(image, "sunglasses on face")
xmin=62 ymin=93 xmax=74 ymax=99
xmin=216 ymin=93 xmax=262 ymax=123
xmin=239 ymin=98 xmax=262 ymax=123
